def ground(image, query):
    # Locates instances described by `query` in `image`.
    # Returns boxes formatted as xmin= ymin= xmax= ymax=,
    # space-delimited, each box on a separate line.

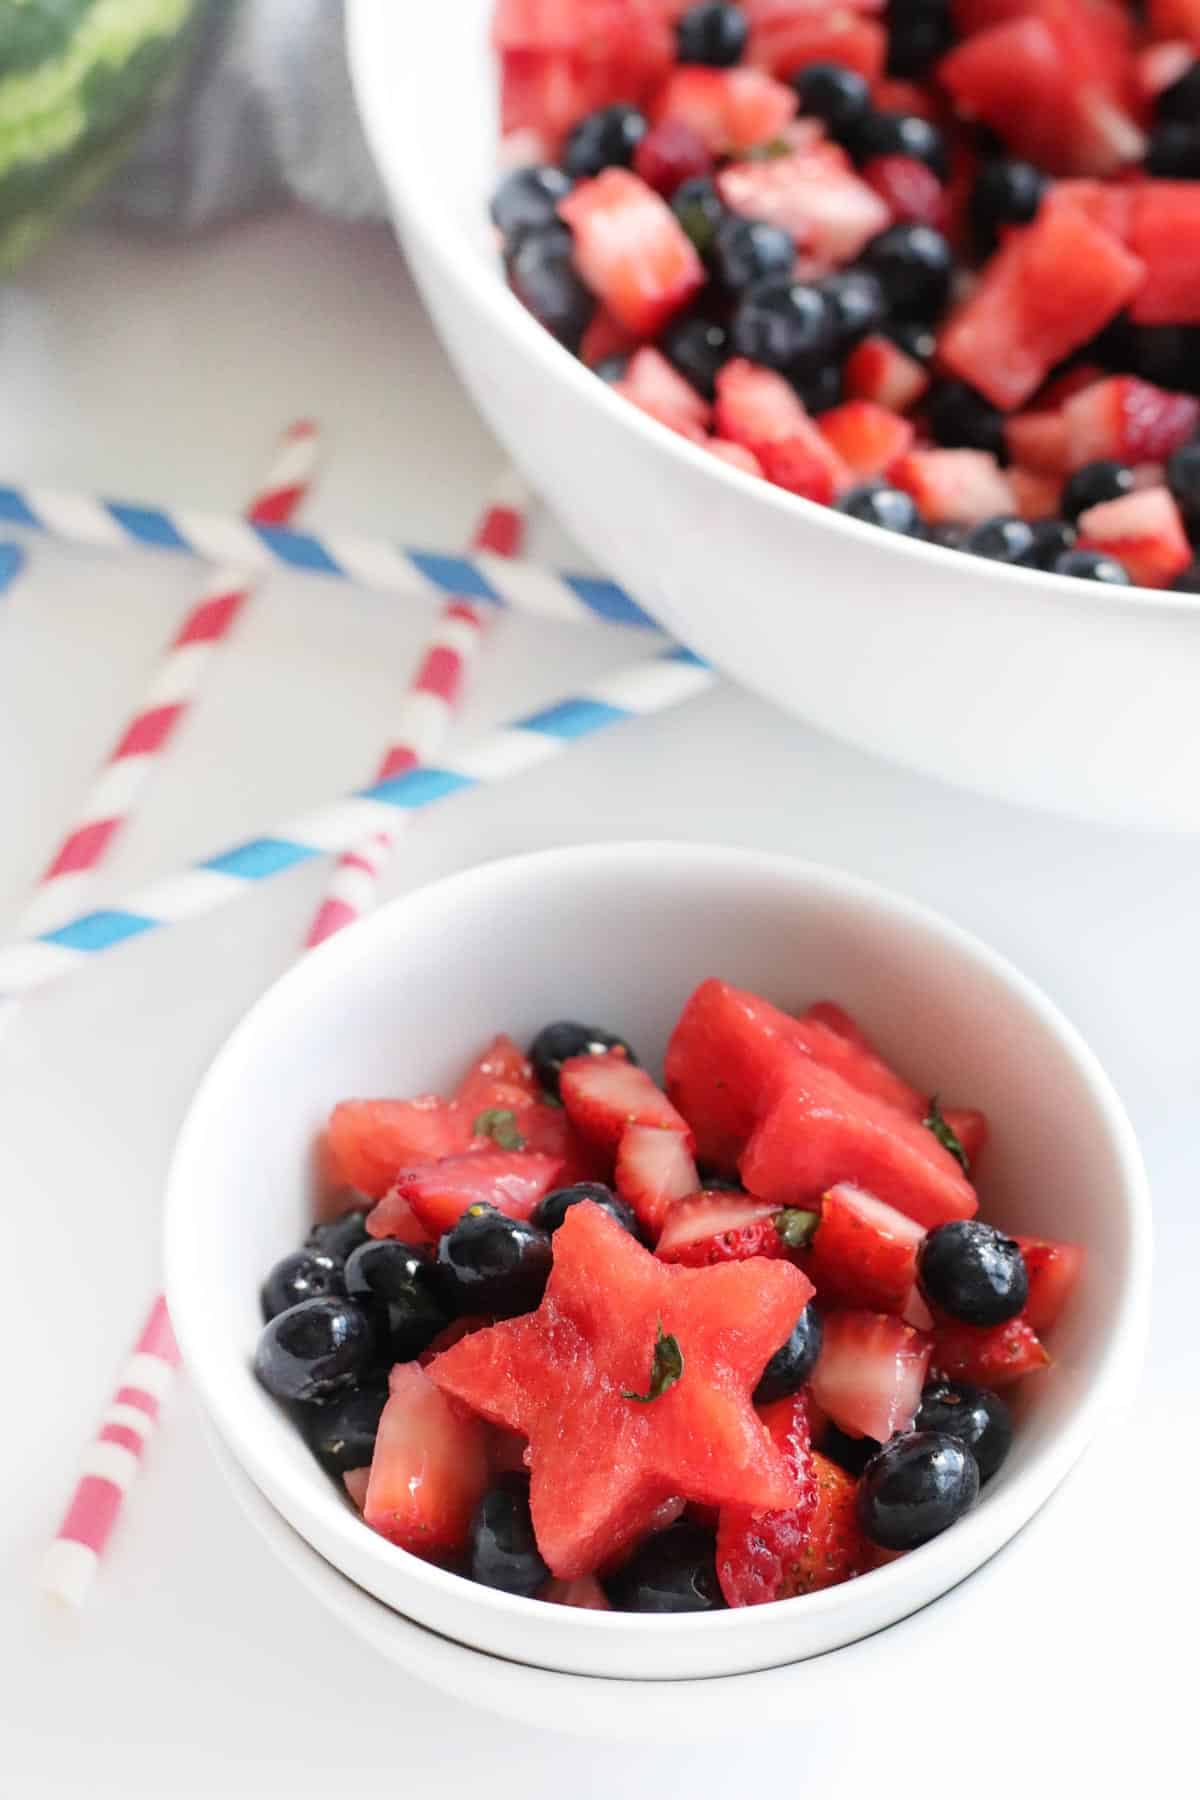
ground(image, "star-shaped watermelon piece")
xmin=427 ymin=1201 xmax=813 ymax=1579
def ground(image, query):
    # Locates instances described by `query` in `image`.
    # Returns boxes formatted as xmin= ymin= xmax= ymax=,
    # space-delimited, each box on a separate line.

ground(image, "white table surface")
xmin=1 ymin=210 xmax=1194 ymax=1796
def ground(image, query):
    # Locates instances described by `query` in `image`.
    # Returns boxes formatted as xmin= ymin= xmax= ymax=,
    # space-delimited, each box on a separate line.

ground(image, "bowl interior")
xmin=166 ymin=844 xmax=1146 ymax=1679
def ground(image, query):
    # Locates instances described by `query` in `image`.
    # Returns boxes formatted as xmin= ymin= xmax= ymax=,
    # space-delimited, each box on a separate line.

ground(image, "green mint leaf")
xmin=924 ymin=1095 xmax=969 ymax=1173
xmin=744 ymin=136 xmax=792 ymax=160
xmin=473 ymin=1107 xmax=527 ymax=1151
xmin=622 ymin=1321 xmax=684 ymax=1404
xmin=775 ymin=1207 xmax=820 ymax=1250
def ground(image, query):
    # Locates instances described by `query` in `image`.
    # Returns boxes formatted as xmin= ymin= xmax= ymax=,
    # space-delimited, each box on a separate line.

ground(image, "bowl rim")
xmin=166 ymin=840 xmax=1152 ymax=1658
xmin=345 ymin=0 xmax=1200 ymax=622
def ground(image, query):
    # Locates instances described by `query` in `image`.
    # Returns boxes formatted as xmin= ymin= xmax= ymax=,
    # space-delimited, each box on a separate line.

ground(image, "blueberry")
xmin=731 ymin=277 xmax=836 ymax=374
xmin=533 ymin=1182 xmax=639 ymax=1236
xmin=490 ymin=164 xmax=572 ymax=246
xmin=791 ymin=62 xmax=872 ymax=143
xmin=468 ymin=1474 xmax=550 ymax=1597
xmin=529 ymin=1019 xmax=638 ymax=1097
xmin=925 ymin=522 xmax=966 ymax=549
xmin=837 ymin=481 xmax=922 ymax=535
xmin=1145 ymin=123 xmax=1200 ymax=179
xmin=822 ymin=1424 xmax=883 ymax=1478
xmin=918 ymin=1220 xmax=1029 ymax=1326
xmin=915 ymin=1378 xmax=1013 ymax=1485
xmin=712 ymin=214 xmax=794 ymax=291
xmin=1166 ymin=440 xmax=1200 ymax=538
xmin=671 ymin=175 xmax=726 ymax=257
xmin=260 ymin=1249 xmax=346 ymax=1323
xmin=1061 ymin=459 xmax=1136 ymax=521
xmin=507 ymin=225 xmax=594 ymax=352
xmin=858 ymin=224 xmax=953 ymax=320
xmin=592 ymin=353 xmax=630 ymax=383
xmin=254 ymin=1296 xmax=377 ymax=1404
xmin=753 ymin=1302 xmax=823 ymax=1404
xmin=307 ymin=1204 xmax=370 ymax=1262
xmin=1026 ymin=516 xmax=1077 ymax=570
xmin=696 ymin=1168 xmax=743 ymax=1190
xmin=858 ymin=1432 xmax=980 ymax=1550
xmin=344 ymin=1240 xmax=449 ymax=1360
xmin=1172 ymin=561 xmax=1200 ymax=592
xmin=436 ymin=1205 xmax=553 ymax=1317
xmin=794 ymin=361 xmax=845 ymax=415
xmin=1127 ymin=325 xmax=1200 ymax=397
xmin=676 ymin=1 xmax=748 ymax=67
xmin=820 ymin=267 xmax=888 ymax=347
xmin=662 ymin=313 xmax=730 ymax=399
xmin=1158 ymin=62 xmax=1200 ymax=126
xmin=961 ymin=515 xmax=1038 ymax=565
xmin=605 ymin=1523 xmax=724 ymax=1613
xmin=562 ymin=104 xmax=647 ymax=179
xmin=300 ymin=1377 xmax=389 ymax=1477
xmin=1054 ymin=548 xmax=1131 ymax=584
xmin=968 ymin=158 xmax=1046 ymax=257
xmin=927 ymin=379 xmax=1007 ymax=460
xmin=851 ymin=111 xmax=948 ymax=179
xmin=885 ymin=0 xmax=953 ymax=79
xmin=884 ymin=319 xmax=936 ymax=363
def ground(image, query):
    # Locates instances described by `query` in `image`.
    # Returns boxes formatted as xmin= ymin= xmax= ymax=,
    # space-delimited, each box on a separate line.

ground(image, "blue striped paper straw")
xmin=0 ymin=645 xmax=715 ymax=1000
xmin=0 ymin=542 xmax=25 ymax=592
xmin=0 ymin=482 xmax=656 ymax=631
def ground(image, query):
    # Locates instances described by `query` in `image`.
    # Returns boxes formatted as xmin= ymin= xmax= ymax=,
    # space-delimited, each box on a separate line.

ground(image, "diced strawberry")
xmin=453 ymin=1034 xmax=539 ymax=1118
xmin=541 ymin=1575 xmax=612 ymax=1608
xmin=365 ymin=1184 xmax=431 ymax=1244
xmin=759 ymin=433 xmax=841 ymax=504
xmin=810 ymin=1310 xmax=931 ymax=1441
xmin=1037 ymin=362 xmax=1111 ymax=409
xmin=805 ymin=1184 xmax=925 ymax=1314
xmin=891 ymin=449 xmax=1015 ymax=525
xmin=708 ymin=437 xmax=766 ymax=476
xmin=746 ymin=5 xmax=887 ymax=83
xmin=1063 ymin=375 xmax=1200 ymax=468
xmin=1077 ymin=485 xmax=1193 ymax=587
xmin=322 ymin=1097 xmax=480 ymax=1200
xmin=343 ymin=1467 xmax=370 ymax=1511
xmin=817 ymin=400 xmax=915 ymax=479
xmin=614 ymin=345 xmax=712 ymax=439
xmin=932 ymin=1316 xmax=1051 ymax=1387
xmin=718 ymin=147 xmax=891 ymax=269
xmin=364 ymin=1362 xmax=491 ymax=1560
xmin=634 ymin=117 xmax=713 ymax=195
xmin=715 ymin=1390 xmax=818 ymax=1606
xmin=1014 ymin=1234 xmax=1085 ymax=1333
xmin=871 ymin=76 xmax=940 ymax=119
xmin=655 ymin=1190 xmax=799 ymax=1266
xmin=863 ymin=155 xmax=947 ymax=228
xmin=1149 ymin=0 xmax=1200 ymax=48
xmin=1047 ymin=177 xmax=1137 ymax=244
xmin=1128 ymin=183 xmax=1200 ymax=326
xmin=714 ymin=357 xmax=810 ymax=450
xmin=938 ymin=205 xmax=1145 ymax=411
xmin=509 ymin=1101 xmax=606 ymax=1185
xmin=843 ymin=333 xmax=930 ymax=412
xmin=902 ymin=1284 xmax=935 ymax=1331
xmin=1005 ymin=409 xmax=1070 ymax=476
xmin=779 ymin=1448 xmax=873 ymax=1592
xmin=579 ymin=305 xmax=640 ymax=369
xmin=650 ymin=65 xmax=797 ymax=154
xmin=561 ymin=1051 xmax=692 ymax=1154
xmin=499 ymin=50 xmax=587 ymax=150
xmin=559 ymin=168 xmax=705 ymax=336
xmin=375 ymin=1150 xmax=564 ymax=1239
xmin=1009 ymin=465 xmax=1063 ymax=520
xmin=615 ymin=1123 xmax=700 ymax=1239
xmin=1137 ymin=39 xmax=1195 ymax=105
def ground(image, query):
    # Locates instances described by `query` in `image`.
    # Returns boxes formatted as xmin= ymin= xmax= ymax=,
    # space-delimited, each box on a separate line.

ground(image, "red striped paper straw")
xmin=17 ymin=421 xmax=319 ymax=937
xmin=42 ymin=1297 xmax=181 ymax=1606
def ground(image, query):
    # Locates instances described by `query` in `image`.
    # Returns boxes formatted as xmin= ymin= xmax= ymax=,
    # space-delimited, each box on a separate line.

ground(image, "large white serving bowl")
xmin=346 ymin=0 xmax=1200 ymax=833
xmin=165 ymin=842 xmax=1149 ymax=1682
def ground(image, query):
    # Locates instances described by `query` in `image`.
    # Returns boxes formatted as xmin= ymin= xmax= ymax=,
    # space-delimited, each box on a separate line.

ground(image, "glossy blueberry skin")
xmin=533 ymin=1182 xmax=639 ymax=1237
xmin=490 ymin=164 xmax=572 ymax=246
xmin=344 ymin=1239 xmax=449 ymax=1360
xmin=506 ymin=226 xmax=594 ymax=353
xmin=1054 ymin=548 xmax=1131 ymax=585
xmin=1158 ymin=62 xmax=1200 ymax=125
xmin=968 ymin=158 xmax=1046 ymax=256
xmin=927 ymin=379 xmax=1006 ymax=461
xmin=858 ymin=224 xmax=953 ymax=320
xmin=1166 ymin=441 xmax=1200 ymax=538
xmin=884 ymin=319 xmax=936 ymax=363
xmin=662 ymin=313 xmax=730 ymax=399
xmin=468 ymin=1475 xmax=550 ymax=1597
xmin=712 ymin=215 xmax=794 ymax=292
xmin=961 ymin=516 xmax=1038 ymax=566
xmin=858 ymin=1432 xmax=980 ymax=1550
xmin=731 ymin=278 xmax=836 ymax=374
xmin=307 ymin=1205 xmax=370 ymax=1262
xmin=885 ymin=0 xmax=953 ymax=79
xmin=675 ymin=1 xmax=748 ymax=67
xmin=592 ymin=353 xmax=630 ymax=384
xmin=1128 ymin=325 xmax=1200 ymax=397
xmin=821 ymin=268 xmax=888 ymax=348
xmin=1172 ymin=562 xmax=1200 ymax=593
xmin=260 ymin=1250 xmax=345 ymax=1323
xmin=529 ymin=1019 xmax=638 ymax=1097
xmin=1145 ymin=124 xmax=1200 ymax=179
xmin=794 ymin=361 xmax=844 ymax=415
xmin=436 ymin=1205 xmax=553 ymax=1317
xmin=671 ymin=175 xmax=726 ymax=258
xmin=254 ymin=1296 xmax=377 ymax=1404
xmin=605 ymin=1523 xmax=725 ymax=1613
xmin=852 ymin=111 xmax=947 ymax=178
xmin=918 ymin=1220 xmax=1029 ymax=1326
xmin=1060 ymin=459 xmax=1135 ymax=522
xmin=791 ymin=62 xmax=871 ymax=142
xmin=822 ymin=1424 xmax=883 ymax=1478
xmin=916 ymin=1378 xmax=1013 ymax=1485
xmin=300 ymin=1377 xmax=389 ymax=1477
xmin=1027 ymin=516 xmax=1077 ymax=570
xmin=837 ymin=481 xmax=922 ymax=536
xmin=562 ymin=104 xmax=647 ymax=179
xmin=753 ymin=1303 xmax=824 ymax=1404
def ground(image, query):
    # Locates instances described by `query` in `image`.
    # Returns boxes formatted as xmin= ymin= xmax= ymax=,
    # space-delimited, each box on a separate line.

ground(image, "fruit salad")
xmin=253 ymin=981 xmax=1083 ymax=1612
xmin=489 ymin=1 xmax=1200 ymax=591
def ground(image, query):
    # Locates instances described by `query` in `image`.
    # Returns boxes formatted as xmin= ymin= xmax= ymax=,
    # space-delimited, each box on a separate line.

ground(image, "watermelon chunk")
xmin=1128 ymin=183 xmax=1200 ymax=326
xmin=817 ymin=401 xmax=916 ymax=480
xmin=558 ymin=168 xmax=705 ymax=336
xmin=843 ymin=333 xmax=931 ymax=412
xmin=745 ymin=3 xmax=887 ymax=83
xmin=714 ymin=357 xmax=813 ymax=451
xmin=664 ymin=977 xmax=815 ymax=1167
xmin=718 ymin=146 xmax=891 ymax=269
xmin=932 ymin=1316 xmax=1051 ymax=1387
xmin=1014 ymin=1234 xmax=1084 ymax=1332
xmin=613 ymin=345 xmax=712 ymax=440
xmin=890 ymin=448 xmax=1015 ymax=525
xmin=364 ymin=1363 xmax=491 ymax=1561
xmin=650 ymin=64 xmax=797 ymax=154
xmin=322 ymin=1098 xmax=481 ymax=1200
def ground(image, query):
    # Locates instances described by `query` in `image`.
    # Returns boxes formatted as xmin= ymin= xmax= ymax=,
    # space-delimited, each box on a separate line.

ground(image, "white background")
xmin=0 ymin=210 xmax=1195 ymax=1794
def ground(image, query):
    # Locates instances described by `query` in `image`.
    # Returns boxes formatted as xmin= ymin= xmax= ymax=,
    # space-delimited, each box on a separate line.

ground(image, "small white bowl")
xmin=347 ymin=0 xmax=1200 ymax=832
xmin=165 ymin=843 xmax=1149 ymax=1681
